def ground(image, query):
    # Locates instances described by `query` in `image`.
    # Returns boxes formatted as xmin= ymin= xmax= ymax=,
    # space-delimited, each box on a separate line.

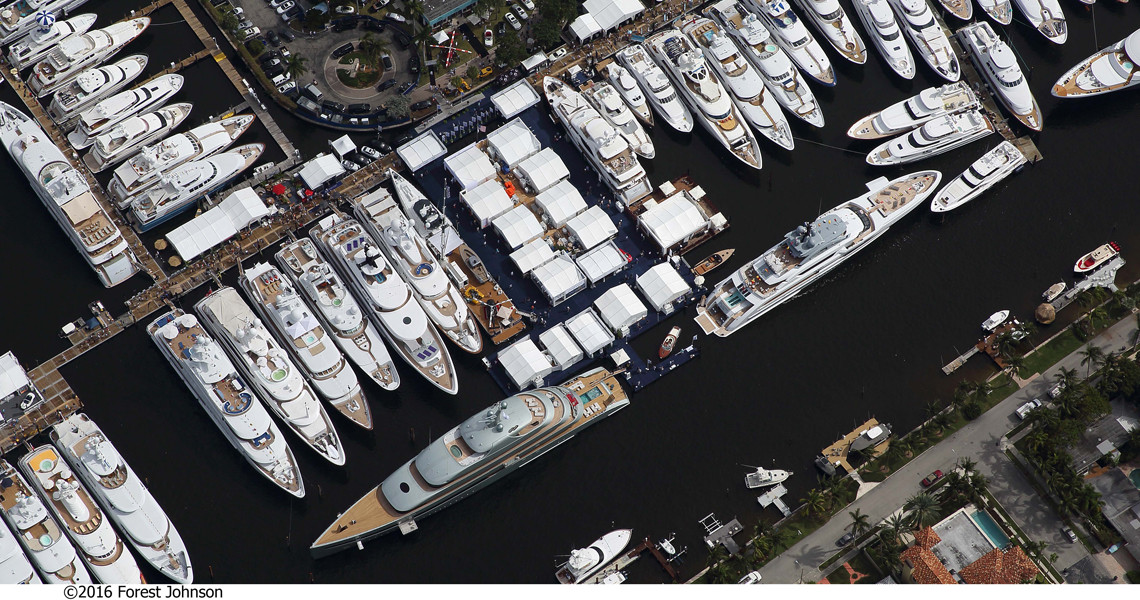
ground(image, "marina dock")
xmin=757 ymin=483 xmax=792 ymax=517
xmin=583 ymin=536 xmax=679 ymax=583
xmin=818 ymin=418 xmax=888 ymax=474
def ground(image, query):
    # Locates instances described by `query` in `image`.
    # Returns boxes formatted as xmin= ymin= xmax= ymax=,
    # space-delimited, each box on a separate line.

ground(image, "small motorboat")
xmin=692 ymin=249 xmax=734 ymax=275
xmin=1074 ymin=242 xmax=1120 ymax=274
xmin=658 ymin=534 xmax=676 ymax=556
xmin=601 ymin=571 xmax=628 ymax=584
xmin=1042 ymin=282 xmax=1066 ymax=302
xmin=744 ymin=466 xmax=792 ymax=488
xmin=982 ymin=310 xmax=1010 ymax=331
xmin=659 ymin=326 xmax=681 ymax=359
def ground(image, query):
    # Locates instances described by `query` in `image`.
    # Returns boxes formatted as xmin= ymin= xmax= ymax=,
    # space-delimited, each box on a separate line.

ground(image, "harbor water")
xmin=2 ymin=0 xmax=1140 ymax=583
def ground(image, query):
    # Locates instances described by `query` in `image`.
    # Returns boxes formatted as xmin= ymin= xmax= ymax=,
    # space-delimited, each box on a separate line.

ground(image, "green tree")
xmin=995 ymin=332 xmax=1019 ymax=360
xmin=882 ymin=513 xmax=911 ymax=544
xmin=801 ymin=488 xmax=829 ymax=520
xmin=533 ymin=16 xmax=563 ymax=49
xmin=495 ymin=30 xmax=527 ymax=67
xmin=221 ymin=12 xmax=239 ymax=32
xmin=971 ymin=380 xmax=993 ymax=405
xmin=904 ymin=492 xmax=941 ymax=528
xmin=385 ymin=95 xmax=411 ymax=118
xmin=1090 ymin=306 xmax=1110 ymax=328
xmin=849 ymin=508 xmax=871 ymax=538
xmin=1005 ymin=354 xmax=1026 ymax=379
xmin=956 ymin=456 xmax=977 ymax=474
xmin=1079 ymin=344 xmax=1106 ymax=377
xmin=359 ymin=32 xmax=390 ymax=70
xmin=285 ymin=54 xmax=308 ymax=80
xmin=962 ymin=402 xmax=982 ymax=420
xmin=304 ymin=8 xmax=329 ymax=30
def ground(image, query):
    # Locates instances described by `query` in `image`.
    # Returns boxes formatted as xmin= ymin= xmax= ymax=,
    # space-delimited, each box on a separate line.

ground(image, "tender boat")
xmin=311 ymin=215 xmax=458 ymax=395
xmin=601 ymin=571 xmax=627 ymax=584
xmin=982 ymin=309 xmax=1009 ymax=331
xmin=555 ymin=529 xmax=634 ymax=584
xmin=659 ymin=326 xmax=681 ymax=359
xmin=581 ymin=81 xmax=655 ymax=159
xmin=275 ymin=239 xmax=401 ymax=391
xmin=311 ymin=368 xmax=630 ymax=557
xmin=1043 ymin=282 xmax=1066 ymax=302
xmin=645 ymin=28 xmax=762 ymax=169
xmin=865 ymin=110 xmax=993 ymax=166
xmin=0 ymin=101 xmax=139 ymax=287
xmin=959 ymin=22 xmax=1041 ymax=131
xmin=695 ymin=171 xmax=941 ymax=337
xmin=850 ymin=0 xmax=916 ymax=79
xmin=747 ymin=0 xmax=835 ymax=86
xmin=1011 ymin=0 xmax=1066 ymax=44
xmin=195 ymin=287 xmax=345 ymax=466
xmin=82 ymin=103 xmax=192 ymax=172
xmin=707 ymin=0 xmax=824 ymax=127
xmin=976 ymin=0 xmax=1013 ymax=25
xmin=847 ymin=83 xmax=978 ymax=140
xmin=109 ymin=114 xmax=254 ymax=203
xmin=50 ymin=413 xmax=193 ymax=583
xmin=18 ymin=445 xmax=144 ymax=583
xmin=603 ymin=63 xmax=654 ymax=126
xmin=792 ymin=0 xmax=867 ymax=64
xmin=1074 ymin=243 xmax=1120 ymax=274
xmin=682 ymin=15 xmax=794 ymax=150
xmin=127 ymin=143 xmax=264 ymax=231
xmin=240 ymin=262 xmax=374 ymax=431
xmin=47 ymin=54 xmax=148 ymax=122
xmin=67 ymin=74 xmax=184 ymax=150
xmin=0 ymin=459 xmax=92 ymax=583
xmin=935 ymin=0 xmax=972 ymax=19
xmin=29 ymin=18 xmax=149 ymax=97
xmin=7 ymin=13 xmax=97 ymax=70
xmin=148 ymin=310 xmax=305 ymax=497
xmin=0 ymin=0 xmax=91 ymax=45
xmin=930 ymin=141 xmax=1026 ymax=212
xmin=1052 ymin=29 xmax=1140 ymax=98
xmin=614 ymin=43 xmax=695 ymax=133
xmin=543 ymin=77 xmax=652 ymax=204
xmin=693 ymin=249 xmax=734 ymax=275
xmin=744 ymin=466 xmax=792 ymax=488
xmin=888 ymin=0 xmax=959 ymax=81
xmin=356 ymin=182 xmax=483 ymax=355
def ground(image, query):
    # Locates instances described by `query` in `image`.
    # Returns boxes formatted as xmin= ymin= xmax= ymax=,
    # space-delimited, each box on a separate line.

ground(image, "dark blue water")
xmin=1 ymin=0 xmax=1139 ymax=584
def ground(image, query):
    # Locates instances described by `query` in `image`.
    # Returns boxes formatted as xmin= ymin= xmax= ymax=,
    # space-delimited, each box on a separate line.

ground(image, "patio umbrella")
xmin=305 ymin=189 xmax=314 ymax=197
xmin=272 ymin=183 xmax=287 ymax=195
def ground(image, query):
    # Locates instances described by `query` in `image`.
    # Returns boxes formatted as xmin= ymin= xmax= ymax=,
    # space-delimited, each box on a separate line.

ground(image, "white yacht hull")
xmin=930 ymin=141 xmax=1026 ymax=212
xmin=1052 ymin=29 xmax=1140 ymax=98
xmin=83 ymin=103 xmax=192 ymax=172
xmin=67 ymin=74 xmax=184 ymax=150
xmin=850 ymin=0 xmax=916 ymax=80
xmin=792 ymin=0 xmax=867 ymax=64
xmin=615 ymin=44 xmax=696 ymax=133
xmin=1011 ymin=0 xmax=1066 ymax=44
xmin=7 ymin=13 xmax=98 ymax=70
xmin=48 ymin=54 xmax=149 ymax=123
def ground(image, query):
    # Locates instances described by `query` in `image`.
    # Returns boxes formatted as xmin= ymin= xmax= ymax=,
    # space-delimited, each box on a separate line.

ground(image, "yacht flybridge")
xmin=930 ymin=141 xmax=1026 ymax=213
xmin=865 ymin=110 xmax=993 ymax=165
xmin=614 ymin=43 xmax=695 ymax=133
xmin=1011 ymin=0 xmax=1066 ymax=45
xmin=603 ymin=62 xmax=654 ymax=126
xmin=8 ymin=13 xmax=97 ymax=70
xmin=959 ymin=22 xmax=1041 ymax=131
xmin=749 ymin=0 xmax=835 ymax=86
xmin=887 ymin=0 xmax=959 ymax=81
xmin=792 ymin=0 xmax=867 ymax=64
xmin=847 ymin=83 xmax=979 ymax=140
xmin=1052 ymin=28 xmax=1140 ymax=98
xmin=850 ymin=0 xmax=915 ymax=80
xmin=581 ymin=81 xmax=655 ymax=158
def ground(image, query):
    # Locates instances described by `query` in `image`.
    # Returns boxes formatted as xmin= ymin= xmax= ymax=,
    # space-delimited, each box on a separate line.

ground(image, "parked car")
xmin=504 ymin=12 xmax=520 ymax=30
xmin=484 ymin=29 xmax=493 ymax=47
xmin=261 ymin=58 xmax=282 ymax=70
xmin=496 ymin=21 xmax=506 ymax=35
xmin=238 ymin=18 xmax=253 ymax=29
xmin=322 ymin=100 xmax=346 ymax=113
xmin=342 ymin=159 xmax=361 ymax=171
xmin=230 ymin=6 xmax=244 ymax=17
xmin=921 ymin=470 xmax=944 ymax=487
xmin=373 ymin=0 xmax=390 ymax=6
xmin=265 ymin=64 xmax=286 ymax=78
xmin=277 ymin=80 xmax=297 ymax=94
xmin=332 ymin=42 xmax=354 ymax=58
xmin=836 ymin=532 xmax=854 ymax=547
xmin=284 ymin=6 xmax=303 ymax=20
xmin=332 ymin=19 xmax=354 ymax=32
xmin=1061 ymin=526 xmax=1077 ymax=542
xmin=360 ymin=145 xmax=380 ymax=160
xmin=269 ymin=0 xmax=289 ymax=8
xmin=381 ymin=53 xmax=393 ymax=70
xmin=1015 ymin=398 xmax=1043 ymax=420
xmin=335 ymin=4 xmax=355 ymax=13
xmin=347 ymin=102 xmax=371 ymax=113
xmin=478 ymin=66 xmax=493 ymax=78
xmin=265 ymin=30 xmax=280 ymax=46
xmin=512 ymin=5 xmax=528 ymax=20
xmin=550 ymin=46 xmax=568 ymax=60
xmin=241 ymin=26 xmax=260 ymax=40
xmin=738 ymin=571 xmax=761 ymax=585
xmin=377 ymin=78 xmax=397 ymax=91
xmin=280 ymin=47 xmax=291 ymax=58
xmin=1048 ymin=382 xmax=1065 ymax=399
xmin=363 ymin=19 xmax=385 ymax=31
xmin=388 ymin=12 xmax=406 ymax=22
xmin=369 ymin=140 xmax=391 ymax=153
xmin=279 ymin=28 xmax=295 ymax=42
xmin=271 ymin=73 xmax=291 ymax=86
xmin=275 ymin=1 xmax=295 ymax=14
xmin=410 ymin=99 xmax=434 ymax=111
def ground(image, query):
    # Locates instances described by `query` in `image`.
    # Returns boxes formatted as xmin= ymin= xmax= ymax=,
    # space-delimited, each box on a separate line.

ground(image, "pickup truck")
xmin=1015 ymin=398 xmax=1043 ymax=420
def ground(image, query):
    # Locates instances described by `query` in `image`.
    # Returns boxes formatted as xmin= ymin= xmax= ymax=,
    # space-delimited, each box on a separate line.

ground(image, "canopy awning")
xmin=515 ymin=147 xmax=568 ymax=194
xmin=493 ymin=205 xmax=544 ymax=250
xmin=462 ymin=179 xmax=514 ymax=227
xmin=499 ymin=338 xmax=555 ymax=390
xmin=298 ymin=153 xmax=345 ymax=189
xmin=486 ymin=118 xmax=541 ymax=168
xmin=566 ymin=205 xmax=617 ymax=251
xmin=491 ymin=79 xmax=541 ymax=118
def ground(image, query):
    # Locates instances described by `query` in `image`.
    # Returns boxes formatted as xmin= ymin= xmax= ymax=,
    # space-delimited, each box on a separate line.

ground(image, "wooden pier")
xmin=584 ymin=536 xmax=678 ymax=583
xmin=819 ymin=418 xmax=887 ymax=474
xmin=943 ymin=345 xmax=982 ymax=374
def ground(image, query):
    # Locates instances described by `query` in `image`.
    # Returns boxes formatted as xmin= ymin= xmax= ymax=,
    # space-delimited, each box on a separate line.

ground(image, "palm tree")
xmin=956 ymin=456 xmax=977 ymax=475
xmin=1089 ymin=306 xmax=1110 ymax=328
xmin=904 ymin=492 xmax=941 ymax=528
xmin=1005 ymin=354 xmax=1026 ymax=379
xmin=849 ymin=509 xmax=871 ymax=538
xmin=801 ymin=488 xmax=829 ymax=520
xmin=995 ymin=332 xmax=1019 ymax=359
xmin=358 ymin=32 xmax=389 ymax=70
xmin=1079 ymin=344 xmax=1106 ymax=376
xmin=882 ymin=513 xmax=911 ymax=544
xmin=1055 ymin=366 xmax=1079 ymax=389
xmin=925 ymin=401 xmax=942 ymax=419
xmin=1024 ymin=430 xmax=1049 ymax=456
xmin=1113 ymin=289 xmax=1136 ymax=310
xmin=972 ymin=380 xmax=993 ymax=405
xmin=284 ymin=54 xmax=308 ymax=80
xmin=953 ymin=380 xmax=973 ymax=406
xmin=892 ymin=436 xmax=913 ymax=458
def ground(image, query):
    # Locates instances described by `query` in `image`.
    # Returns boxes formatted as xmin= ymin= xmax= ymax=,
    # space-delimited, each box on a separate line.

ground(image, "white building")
xmin=329 ymin=135 xmax=356 ymax=160
xmin=638 ymin=188 xmax=710 ymax=252
xmin=636 ymin=262 xmax=691 ymax=313
xmin=594 ymin=283 xmax=648 ymax=334
xmin=566 ymin=205 xmax=618 ymax=251
xmin=570 ymin=0 xmax=645 ymax=42
xmin=493 ymin=205 xmax=544 ymax=250
xmin=515 ymin=147 xmax=569 ymax=194
xmin=531 ymin=253 xmax=587 ymax=305
xmin=499 ymin=338 xmax=555 ymax=390
xmin=535 ymin=179 xmax=587 ymax=228
xmin=298 ymin=153 xmax=345 ymax=190
xmin=491 ymin=78 xmax=541 ymax=119
xmin=486 ymin=118 xmax=541 ymax=168
xmin=539 ymin=325 xmax=584 ymax=368
xmin=462 ymin=179 xmax=515 ymax=227
xmin=396 ymin=130 xmax=447 ymax=172
xmin=445 ymin=143 xmax=498 ymax=191
xmin=167 ymin=188 xmax=274 ymax=261
xmin=565 ymin=309 xmax=615 ymax=356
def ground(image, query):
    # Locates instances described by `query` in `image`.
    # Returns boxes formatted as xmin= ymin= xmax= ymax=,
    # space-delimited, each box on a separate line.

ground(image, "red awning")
xmin=304 ymin=189 xmax=314 ymax=197
xmin=272 ymin=184 xmax=287 ymax=195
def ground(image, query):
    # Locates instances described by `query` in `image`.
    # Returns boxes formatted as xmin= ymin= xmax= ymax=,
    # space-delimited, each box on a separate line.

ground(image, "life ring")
xmin=415 ymin=263 xmax=432 ymax=276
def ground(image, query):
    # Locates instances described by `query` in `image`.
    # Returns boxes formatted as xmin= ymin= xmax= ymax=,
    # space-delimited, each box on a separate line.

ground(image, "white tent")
xmin=486 ymin=119 xmax=541 ymax=168
xmin=535 ymin=179 xmax=587 ymax=227
xmin=167 ymin=188 xmax=273 ymax=261
xmin=515 ymin=148 xmax=569 ymax=194
xmin=531 ymin=253 xmax=587 ymax=305
xmin=594 ymin=283 xmax=648 ymax=333
xmin=521 ymin=51 xmax=549 ymax=73
xmin=582 ymin=0 xmax=645 ymax=30
xmin=510 ymin=238 xmax=555 ymax=274
xmin=330 ymin=135 xmax=356 ymax=159
xmin=566 ymin=205 xmax=617 ymax=251
xmin=565 ymin=309 xmax=614 ymax=356
xmin=538 ymin=325 xmax=584 ymax=368
xmin=0 ymin=352 xmax=30 ymax=398
xmin=638 ymin=191 xmax=707 ymax=251
xmin=636 ymin=262 xmax=691 ymax=312
xmin=576 ymin=240 xmax=626 ymax=284
xmin=499 ymin=338 xmax=555 ymax=390
xmin=493 ymin=205 xmax=544 ymax=250
xmin=298 ymin=153 xmax=345 ymax=190
xmin=396 ymin=130 xmax=447 ymax=172
xmin=491 ymin=79 xmax=541 ymax=119
xmin=462 ymin=179 xmax=514 ymax=227
xmin=569 ymin=14 xmax=602 ymax=43
xmin=444 ymin=143 xmax=497 ymax=191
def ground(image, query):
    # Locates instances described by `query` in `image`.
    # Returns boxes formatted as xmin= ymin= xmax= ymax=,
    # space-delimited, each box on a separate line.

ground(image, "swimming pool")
xmin=971 ymin=510 xmax=1011 ymax=549
xmin=1130 ymin=470 xmax=1140 ymax=490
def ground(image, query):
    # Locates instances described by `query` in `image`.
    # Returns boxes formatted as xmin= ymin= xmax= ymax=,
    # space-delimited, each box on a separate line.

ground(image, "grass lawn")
xmin=847 ymin=552 xmax=883 ymax=583
xmin=826 ymin=568 xmax=851 ymax=584
xmin=1022 ymin=329 xmax=1084 ymax=375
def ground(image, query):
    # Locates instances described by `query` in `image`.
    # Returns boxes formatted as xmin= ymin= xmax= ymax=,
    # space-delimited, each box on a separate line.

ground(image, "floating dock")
xmin=757 ymin=483 xmax=792 ymax=517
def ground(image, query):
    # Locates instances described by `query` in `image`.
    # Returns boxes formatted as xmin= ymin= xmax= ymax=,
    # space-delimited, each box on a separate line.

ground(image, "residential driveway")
xmin=757 ymin=315 xmax=1140 ymax=584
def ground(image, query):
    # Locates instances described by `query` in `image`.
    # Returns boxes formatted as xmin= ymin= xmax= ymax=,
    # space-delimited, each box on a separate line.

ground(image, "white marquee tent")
xmin=396 ymin=130 xmax=447 ymax=172
xmin=530 ymin=253 xmax=587 ymax=305
xmin=462 ymin=179 xmax=514 ymax=227
xmin=638 ymin=191 xmax=707 ymax=251
xmin=499 ymin=338 xmax=555 ymax=390
xmin=566 ymin=205 xmax=617 ymax=251
xmin=575 ymin=240 xmax=626 ymax=284
xmin=167 ymin=188 xmax=273 ymax=261
xmin=298 ymin=153 xmax=345 ymax=190
xmin=535 ymin=179 xmax=587 ymax=227
xmin=510 ymin=238 xmax=555 ymax=274
xmin=515 ymin=148 xmax=569 ymax=194
xmin=486 ymin=119 xmax=541 ymax=168
xmin=491 ymin=79 xmax=541 ymax=119
xmin=445 ymin=144 xmax=497 ymax=191
xmin=565 ymin=309 xmax=614 ymax=356
xmin=636 ymin=262 xmax=691 ymax=312
xmin=569 ymin=14 xmax=602 ymax=43
xmin=594 ymin=283 xmax=648 ymax=333
xmin=538 ymin=325 xmax=584 ymax=368
xmin=583 ymin=0 xmax=645 ymax=30
xmin=330 ymin=135 xmax=356 ymax=159
xmin=493 ymin=205 xmax=544 ymax=250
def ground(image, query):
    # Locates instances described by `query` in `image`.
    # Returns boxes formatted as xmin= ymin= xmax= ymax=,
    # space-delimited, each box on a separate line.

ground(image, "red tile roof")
xmin=901 ymin=545 xmax=957 ymax=585
xmin=959 ymin=547 xmax=1039 ymax=585
xmin=913 ymin=526 xmax=942 ymax=549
